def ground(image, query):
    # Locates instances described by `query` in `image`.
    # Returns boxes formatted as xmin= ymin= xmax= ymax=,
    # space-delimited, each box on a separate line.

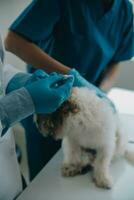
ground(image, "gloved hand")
xmin=0 ymin=73 xmax=74 ymax=132
xmin=68 ymin=68 xmax=116 ymax=111
xmin=25 ymin=73 xmax=74 ymax=113
xmin=68 ymin=68 xmax=107 ymax=98
xmin=6 ymin=69 xmax=49 ymax=94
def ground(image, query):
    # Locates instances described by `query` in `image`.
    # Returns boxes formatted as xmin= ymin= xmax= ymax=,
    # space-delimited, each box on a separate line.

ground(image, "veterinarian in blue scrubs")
xmin=5 ymin=0 xmax=134 ymax=179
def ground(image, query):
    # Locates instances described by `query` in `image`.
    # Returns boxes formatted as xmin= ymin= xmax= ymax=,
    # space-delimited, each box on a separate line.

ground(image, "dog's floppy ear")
xmin=60 ymin=98 xmax=80 ymax=116
xmin=35 ymin=97 xmax=80 ymax=138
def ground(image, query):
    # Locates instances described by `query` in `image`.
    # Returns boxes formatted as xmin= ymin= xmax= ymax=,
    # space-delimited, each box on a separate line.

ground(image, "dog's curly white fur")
xmin=35 ymin=87 xmax=134 ymax=189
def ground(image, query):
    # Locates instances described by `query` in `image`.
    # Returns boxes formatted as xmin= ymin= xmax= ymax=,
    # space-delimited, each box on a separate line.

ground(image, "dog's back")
xmin=61 ymin=87 xmax=118 ymax=150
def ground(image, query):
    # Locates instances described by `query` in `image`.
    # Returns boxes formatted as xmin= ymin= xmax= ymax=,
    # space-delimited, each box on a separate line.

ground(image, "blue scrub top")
xmin=10 ymin=0 xmax=134 ymax=84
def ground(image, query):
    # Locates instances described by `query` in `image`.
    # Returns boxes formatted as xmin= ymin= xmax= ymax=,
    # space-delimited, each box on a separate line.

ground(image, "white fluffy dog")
xmin=35 ymin=87 xmax=134 ymax=189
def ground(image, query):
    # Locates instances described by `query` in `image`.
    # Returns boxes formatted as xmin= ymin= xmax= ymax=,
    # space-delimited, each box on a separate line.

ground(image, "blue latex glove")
xmin=6 ymin=69 xmax=49 ymax=94
xmin=25 ymin=73 xmax=74 ymax=113
xmin=68 ymin=69 xmax=107 ymax=98
xmin=69 ymin=68 xmax=116 ymax=112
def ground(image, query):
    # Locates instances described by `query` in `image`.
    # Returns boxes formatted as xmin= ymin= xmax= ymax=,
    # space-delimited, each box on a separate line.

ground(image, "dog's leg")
xmin=93 ymin=144 xmax=115 ymax=189
xmin=61 ymin=137 xmax=84 ymax=177
xmin=81 ymin=149 xmax=95 ymax=167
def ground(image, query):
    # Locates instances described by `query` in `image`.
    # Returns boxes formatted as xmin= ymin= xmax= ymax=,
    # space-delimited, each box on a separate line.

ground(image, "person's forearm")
xmin=100 ymin=63 xmax=120 ymax=91
xmin=5 ymin=31 xmax=70 ymax=74
xmin=0 ymin=88 xmax=34 ymax=130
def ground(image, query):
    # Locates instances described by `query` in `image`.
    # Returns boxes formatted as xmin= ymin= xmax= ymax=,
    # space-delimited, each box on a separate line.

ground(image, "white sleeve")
xmin=0 ymin=129 xmax=22 ymax=199
xmin=3 ymin=64 xmax=21 ymax=91
xmin=0 ymin=33 xmax=22 ymax=91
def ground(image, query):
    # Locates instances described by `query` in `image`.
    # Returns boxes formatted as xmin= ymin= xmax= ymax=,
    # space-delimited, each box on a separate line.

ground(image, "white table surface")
xmin=17 ymin=88 xmax=134 ymax=200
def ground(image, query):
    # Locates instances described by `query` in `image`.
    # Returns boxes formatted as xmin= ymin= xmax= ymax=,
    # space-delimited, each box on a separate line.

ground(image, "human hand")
xmin=68 ymin=68 xmax=107 ymax=98
xmin=25 ymin=73 xmax=74 ymax=113
xmin=6 ymin=69 xmax=48 ymax=93
xmin=68 ymin=68 xmax=116 ymax=111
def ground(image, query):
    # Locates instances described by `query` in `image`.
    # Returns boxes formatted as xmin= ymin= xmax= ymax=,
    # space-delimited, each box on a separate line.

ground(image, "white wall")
xmin=116 ymin=0 xmax=134 ymax=90
xmin=0 ymin=0 xmax=134 ymax=90
xmin=0 ymin=0 xmax=31 ymax=71
xmin=114 ymin=61 xmax=134 ymax=90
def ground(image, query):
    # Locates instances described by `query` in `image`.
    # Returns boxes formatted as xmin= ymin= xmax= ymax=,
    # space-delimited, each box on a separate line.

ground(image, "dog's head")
xmin=34 ymin=91 xmax=80 ymax=139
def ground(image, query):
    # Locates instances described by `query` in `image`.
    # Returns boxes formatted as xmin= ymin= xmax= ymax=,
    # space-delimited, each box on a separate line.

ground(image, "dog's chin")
xmin=34 ymin=116 xmax=63 ymax=140
xmin=39 ymin=128 xmax=63 ymax=140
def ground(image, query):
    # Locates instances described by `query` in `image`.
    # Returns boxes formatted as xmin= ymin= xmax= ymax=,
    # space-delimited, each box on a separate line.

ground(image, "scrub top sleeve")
xmin=112 ymin=3 xmax=134 ymax=62
xmin=10 ymin=0 xmax=61 ymax=42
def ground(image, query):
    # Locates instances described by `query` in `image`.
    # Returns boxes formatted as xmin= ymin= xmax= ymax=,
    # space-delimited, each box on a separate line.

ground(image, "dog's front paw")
xmin=61 ymin=163 xmax=82 ymax=177
xmin=93 ymin=173 xmax=113 ymax=189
